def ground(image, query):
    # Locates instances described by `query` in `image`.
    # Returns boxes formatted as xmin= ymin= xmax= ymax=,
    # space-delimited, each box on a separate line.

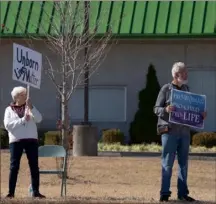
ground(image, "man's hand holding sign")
xmin=165 ymin=105 xmax=175 ymax=113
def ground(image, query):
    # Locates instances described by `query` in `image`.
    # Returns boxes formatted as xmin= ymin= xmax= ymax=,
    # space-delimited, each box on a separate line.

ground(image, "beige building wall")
xmin=1 ymin=39 xmax=216 ymax=140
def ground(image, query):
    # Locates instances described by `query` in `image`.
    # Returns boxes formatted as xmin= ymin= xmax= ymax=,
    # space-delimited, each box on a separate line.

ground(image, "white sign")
xmin=13 ymin=43 xmax=42 ymax=89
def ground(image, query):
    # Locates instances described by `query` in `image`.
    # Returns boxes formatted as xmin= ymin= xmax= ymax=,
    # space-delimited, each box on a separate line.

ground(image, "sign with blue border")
xmin=169 ymin=89 xmax=206 ymax=129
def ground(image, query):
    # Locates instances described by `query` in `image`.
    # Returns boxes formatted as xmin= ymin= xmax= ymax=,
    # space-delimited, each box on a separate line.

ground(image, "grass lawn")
xmin=0 ymin=151 xmax=215 ymax=203
xmin=98 ymin=142 xmax=216 ymax=153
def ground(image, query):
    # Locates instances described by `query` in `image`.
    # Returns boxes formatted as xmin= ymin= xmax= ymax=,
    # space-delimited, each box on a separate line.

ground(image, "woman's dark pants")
xmin=9 ymin=139 xmax=39 ymax=196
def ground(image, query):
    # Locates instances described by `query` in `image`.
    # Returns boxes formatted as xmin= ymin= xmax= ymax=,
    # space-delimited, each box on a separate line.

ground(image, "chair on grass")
xmin=38 ymin=145 xmax=67 ymax=196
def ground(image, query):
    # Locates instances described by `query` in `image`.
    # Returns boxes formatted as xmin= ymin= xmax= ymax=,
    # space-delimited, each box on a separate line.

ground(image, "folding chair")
xmin=38 ymin=145 xmax=67 ymax=196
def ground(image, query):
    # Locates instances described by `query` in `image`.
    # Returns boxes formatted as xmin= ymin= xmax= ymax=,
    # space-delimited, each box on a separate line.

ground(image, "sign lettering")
xmin=13 ymin=43 xmax=42 ymax=89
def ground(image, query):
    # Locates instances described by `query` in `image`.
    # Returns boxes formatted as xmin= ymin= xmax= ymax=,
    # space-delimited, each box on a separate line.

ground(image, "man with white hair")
xmin=3 ymin=86 xmax=45 ymax=199
xmin=154 ymin=62 xmax=206 ymax=202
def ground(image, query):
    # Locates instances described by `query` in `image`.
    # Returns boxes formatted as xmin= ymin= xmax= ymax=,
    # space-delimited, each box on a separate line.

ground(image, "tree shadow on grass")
xmin=66 ymin=175 xmax=97 ymax=185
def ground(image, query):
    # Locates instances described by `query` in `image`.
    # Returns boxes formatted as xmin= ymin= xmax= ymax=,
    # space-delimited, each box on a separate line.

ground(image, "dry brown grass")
xmin=1 ymin=152 xmax=216 ymax=203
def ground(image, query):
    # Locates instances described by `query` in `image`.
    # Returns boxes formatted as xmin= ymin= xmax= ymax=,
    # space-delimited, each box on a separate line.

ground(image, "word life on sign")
xmin=169 ymin=89 xmax=206 ymax=129
xmin=13 ymin=43 xmax=42 ymax=89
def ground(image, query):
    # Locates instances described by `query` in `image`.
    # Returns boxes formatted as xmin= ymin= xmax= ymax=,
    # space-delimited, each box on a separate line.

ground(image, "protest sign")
xmin=169 ymin=89 xmax=206 ymax=129
xmin=12 ymin=43 xmax=42 ymax=89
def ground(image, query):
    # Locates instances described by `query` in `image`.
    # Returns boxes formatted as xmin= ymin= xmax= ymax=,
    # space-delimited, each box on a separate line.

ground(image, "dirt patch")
xmin=1 ymin=152 xmax=215 ymax=203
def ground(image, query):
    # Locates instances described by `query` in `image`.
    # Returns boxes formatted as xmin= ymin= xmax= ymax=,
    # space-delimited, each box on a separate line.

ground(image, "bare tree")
xmin=11 ymin=1 xmax=118 ymax=176
xmin=16 ymin=1 xmax=114 ymax=149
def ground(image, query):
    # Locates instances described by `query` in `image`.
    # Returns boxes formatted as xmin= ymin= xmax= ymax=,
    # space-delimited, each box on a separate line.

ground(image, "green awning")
xmin=1 ymin=1 xmax=216 ymax=38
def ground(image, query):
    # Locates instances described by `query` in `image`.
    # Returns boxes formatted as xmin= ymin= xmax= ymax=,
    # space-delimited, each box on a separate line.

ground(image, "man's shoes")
xmin=160 ymin=195 xmax=169 ymax=202
xmin=32 ymin=192 xmax=46 ymax=199
xmin=178 ymin=195 xmax=196 ymax=202
xmin=5 ymin=193 xmax=14 ymax=199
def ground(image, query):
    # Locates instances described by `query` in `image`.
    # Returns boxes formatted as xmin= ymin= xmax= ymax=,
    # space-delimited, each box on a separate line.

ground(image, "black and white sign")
xmin=13 ymin=43 xmax=42 ymax=89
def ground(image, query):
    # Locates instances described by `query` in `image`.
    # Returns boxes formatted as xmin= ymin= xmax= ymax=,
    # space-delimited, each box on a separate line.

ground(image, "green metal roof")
xmin=1 ymin=1 xmax=216 ymax=38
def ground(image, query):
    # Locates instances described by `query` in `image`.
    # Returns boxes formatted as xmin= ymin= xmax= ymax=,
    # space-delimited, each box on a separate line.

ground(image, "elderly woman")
xmin=3 ymin=86 xmax=45 ymax=199
xmin=154 ymin=62 xmax=206 ymax=202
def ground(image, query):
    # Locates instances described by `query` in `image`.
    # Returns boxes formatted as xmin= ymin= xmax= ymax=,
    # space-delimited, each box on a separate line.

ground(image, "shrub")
xmin=0 ymin=128 xmax=8 ymax=149
xmin=190 ymin=129 xmax=199 ymax=145
xmin=192 ymin=132 xmax=216 ymax=148
xmin=102 ymin=128 xmax=124 ymax=144
xmin=129 ymin=64 xmax=161 ymax=144
xmin=44 ymin=130 xmax=73 ymax=149
xmin=37 ymin=128 xmax=49 ymax=146
xmin=44 ymin=131 xmax=61 ymax=145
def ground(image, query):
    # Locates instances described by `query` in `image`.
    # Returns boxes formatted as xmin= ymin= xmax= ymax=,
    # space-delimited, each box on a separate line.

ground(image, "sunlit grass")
xmin=98 ymin=142 xmax=216 ymax=153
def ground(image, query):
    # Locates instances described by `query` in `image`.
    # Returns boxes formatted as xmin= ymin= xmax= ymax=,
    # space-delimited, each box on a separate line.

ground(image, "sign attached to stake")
xmin=169 ymin=89 xmax=206 ymax=129
xmin=13 ymin=43 xmax=42 ymax=89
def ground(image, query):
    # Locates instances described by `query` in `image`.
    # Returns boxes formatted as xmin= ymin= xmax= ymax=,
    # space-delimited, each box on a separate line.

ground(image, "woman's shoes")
xmin=32 ymin=192 xmax=46 ymax=199
xmin=5 ymin=192 xmax=46 ymax=199
xmin=5 ymin=193 xmax=14 ymax=199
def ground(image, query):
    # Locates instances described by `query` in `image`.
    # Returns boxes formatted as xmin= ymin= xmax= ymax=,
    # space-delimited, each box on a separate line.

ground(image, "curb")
xmin=1 ymin=149 xmax=216 ymax=161
xmin=98 ymin=151 xmax=216 ymax=161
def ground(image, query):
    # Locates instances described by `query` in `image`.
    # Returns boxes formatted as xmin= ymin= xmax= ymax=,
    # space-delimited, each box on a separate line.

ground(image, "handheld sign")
xmin=169 ymin=89 xmax=206 ymax=129
xmin=13 ymin=43 xmax=42 ymax=89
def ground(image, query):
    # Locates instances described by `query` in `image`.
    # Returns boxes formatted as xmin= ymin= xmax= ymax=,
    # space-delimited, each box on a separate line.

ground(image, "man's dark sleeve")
xmin=153 ymin=85 xmax=169 ymax=120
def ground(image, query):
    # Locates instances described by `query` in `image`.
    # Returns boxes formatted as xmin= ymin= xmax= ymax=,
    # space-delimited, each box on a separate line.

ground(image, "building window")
xmin=68 ymin=86 xmax=127 ymax=122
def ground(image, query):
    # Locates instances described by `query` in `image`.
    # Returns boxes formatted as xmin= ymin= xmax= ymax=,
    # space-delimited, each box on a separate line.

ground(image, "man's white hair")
xmin=171 ymin=62 xmax=186 ymax=78
xmin=11 ymin=86 xmax=26 ymax=101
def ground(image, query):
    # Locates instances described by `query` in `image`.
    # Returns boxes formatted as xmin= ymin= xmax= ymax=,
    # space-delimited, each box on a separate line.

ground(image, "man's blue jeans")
xmin=160 ymin=133 xmax=190 ymax=197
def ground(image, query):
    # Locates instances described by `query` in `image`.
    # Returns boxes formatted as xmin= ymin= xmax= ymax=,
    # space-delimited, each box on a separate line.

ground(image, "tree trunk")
xmin=60 ymin=15 xmax=69 ymax=178
xmin=60 ymin=87 xmax=69 ymax=178
xmin=61 ymin=92 xmax=68 ymax=149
